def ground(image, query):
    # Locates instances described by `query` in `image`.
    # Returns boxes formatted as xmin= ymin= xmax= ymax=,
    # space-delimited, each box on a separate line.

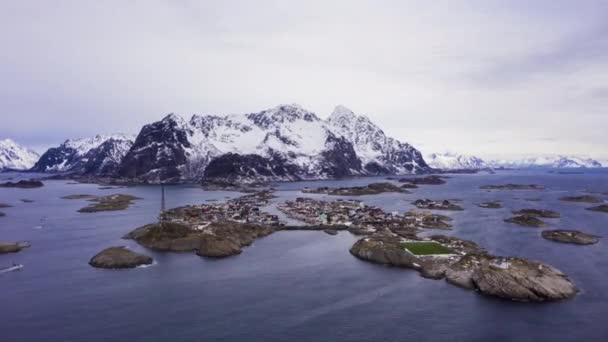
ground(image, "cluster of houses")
xmin=160 ymin=191 xmax=282 ymax=229
xmin=277 ymin=197 xmax=449 ymax=231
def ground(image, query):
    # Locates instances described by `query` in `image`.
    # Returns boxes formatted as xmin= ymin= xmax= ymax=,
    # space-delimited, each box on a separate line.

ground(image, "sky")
xmin=1 ymin=0 xmax=607 ymax=161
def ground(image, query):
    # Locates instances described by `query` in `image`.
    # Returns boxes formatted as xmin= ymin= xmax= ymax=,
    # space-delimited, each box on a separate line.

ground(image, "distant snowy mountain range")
xmin=0 ymin=139 xmax=40 ymax=171
xmin=2 ymin=105 xmax=605 ymax=182
xmin=425 ymin=152 xmax=603 ymax=170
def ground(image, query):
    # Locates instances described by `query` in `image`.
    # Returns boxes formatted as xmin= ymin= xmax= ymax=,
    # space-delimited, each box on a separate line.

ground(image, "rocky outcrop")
xmin=541 ymin=230 xmax=600 ymax=245
xmin=0 ymin=241 xmax=30 ymax=254
xmin=89 ymin=246 xmax=153 ymax=269
xmin=447 ymin=254 xmax=577 ymax=302
xmin=0 ymin=180 xmax=44 ymax=188
xmin=413 ymin=199 xmax=464 ymax=211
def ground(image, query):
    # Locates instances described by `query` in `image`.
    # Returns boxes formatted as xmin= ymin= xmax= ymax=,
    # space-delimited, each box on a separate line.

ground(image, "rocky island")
xmin=0 ymin=241 xmax=31 ymax=254
xmin=586 ymin=204 xmax=608 ymax=213
xmin=0 ymin=211 xmax=5 ymax=217
xmin=349 ymin=232 xmax=576 ymax=301
xmin=559 ymin=195 xmax=603 ymax=203
xmin=398 ymin=175 xmax=446 ymax=185
xmin=504 ymin=215 xmax=548 ymax=227
xmin=77 ymin=194 xmax=141 ymax=213
xmin=0 ymin=203 xmax=12 ymax=208
xmin=302 ymin=182 xmax=409 ymax=196
xmin=541 ymin=230 xmax=600 ymax=245
xmin=480 ymin=184 xmax=545 ymax=190
xmin=512 ymin=208 xmax=560 ymax=218
xmin=89 ymin=246 xmax=153 ymax=269
xmin=413 ymin=199 xmax=464 ymax=211
xmin=478 ymin=201 xmax=502 ymax=209
xmin=0 ymin=179 xmax=44 ymax=188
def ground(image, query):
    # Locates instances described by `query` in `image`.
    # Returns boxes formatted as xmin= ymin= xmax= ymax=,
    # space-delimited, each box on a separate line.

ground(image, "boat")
xmin=0 ymin=264 xmax=24 ymax=274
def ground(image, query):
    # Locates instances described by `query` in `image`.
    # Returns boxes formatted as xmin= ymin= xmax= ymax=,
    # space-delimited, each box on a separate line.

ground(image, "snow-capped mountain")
xmin=425 ymin=152 xmax=487 ymax=170
xmin=31 ymin=134 xmax=135 ymax=175
xmin=119 ymin=104 xmax=429 ymax=182
xmin=0 ymin=139 xmax=40 ymax=171
xmin=489 ymin=156 xmax=603 ymax=169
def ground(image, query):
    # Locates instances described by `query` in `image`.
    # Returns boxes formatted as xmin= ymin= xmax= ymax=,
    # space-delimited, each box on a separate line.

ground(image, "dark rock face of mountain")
xmin=318 ymin=134 xmax=362 ymax=178
xmin=118 ymin=114 xmax=190 ymax=181
xmin=31 ymin=146 xmax=80 ymax=172
xmin=203 ymin=153 xmax=301 ymax=184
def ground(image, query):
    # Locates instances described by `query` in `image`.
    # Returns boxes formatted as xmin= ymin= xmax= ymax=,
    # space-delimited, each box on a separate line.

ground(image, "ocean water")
xmin=0 ymin=170 xmax=607 ymax=342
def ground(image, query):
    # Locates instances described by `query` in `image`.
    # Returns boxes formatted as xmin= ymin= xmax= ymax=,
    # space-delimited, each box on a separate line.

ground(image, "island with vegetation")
xmin=586 ymin=205 xmax=608 ymax=213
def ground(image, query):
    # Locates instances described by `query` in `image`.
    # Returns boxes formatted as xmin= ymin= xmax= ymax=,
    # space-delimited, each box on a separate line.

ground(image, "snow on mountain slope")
xmin=0 ymin=139 xmax=40 ymax=170
xmin=327 ymin=105 xmax=428 ymax=174
xmin=32 ymin=134 xmax=135 ymax=174
xmin=119 ymin=104 xmax=429 ymax=182
xmin=489 ymin=156 xmax=603 ymax=169
xmin=425 ymin=152 xmax=487 ymax=170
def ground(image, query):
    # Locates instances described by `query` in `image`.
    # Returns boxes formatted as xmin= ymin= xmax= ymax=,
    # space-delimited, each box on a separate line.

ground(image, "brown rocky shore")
xmin=0 ymin=241 xmax=31 ymax=254
xmin=350 ymin=232 xmax=577 ymax=302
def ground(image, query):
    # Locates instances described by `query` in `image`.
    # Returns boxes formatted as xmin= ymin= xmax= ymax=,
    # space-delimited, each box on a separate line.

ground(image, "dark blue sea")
xmin=1 ymin=170 xmax=607 ymax=342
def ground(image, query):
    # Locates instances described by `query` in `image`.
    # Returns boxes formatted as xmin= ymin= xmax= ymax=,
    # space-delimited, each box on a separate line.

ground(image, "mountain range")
xmin=425 ymin=152 xmax=603 ymax=170
xmin=1 ymin=105 xmax=604 ymax=182
xmin=6 ymin=104 xmax=429 ymax=183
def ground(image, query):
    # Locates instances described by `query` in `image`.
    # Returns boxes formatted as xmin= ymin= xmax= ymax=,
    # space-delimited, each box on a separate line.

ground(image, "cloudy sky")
xmin=1 ymin=0 xmax=607 ymax=161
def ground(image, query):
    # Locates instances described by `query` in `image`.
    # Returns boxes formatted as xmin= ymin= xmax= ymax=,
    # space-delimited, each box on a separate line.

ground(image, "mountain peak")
xmin=329 ymin=105 xmax=356 ymax=122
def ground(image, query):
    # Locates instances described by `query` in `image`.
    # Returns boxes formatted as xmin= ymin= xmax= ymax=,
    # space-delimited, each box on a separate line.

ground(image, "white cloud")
xmin=0 ymin=0 xmax=606 ymax=160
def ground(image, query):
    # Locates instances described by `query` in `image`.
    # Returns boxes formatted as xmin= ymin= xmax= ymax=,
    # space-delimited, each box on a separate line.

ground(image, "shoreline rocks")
xmin=89 ymin=246 xmax=153 ymax=269
xmin=541 ymin=230 xmax=600 ymax=245
xmin=0 ymin=241 xmax=31 ymax=254
xmin=504 ymin=215 xmax=548 ymax=227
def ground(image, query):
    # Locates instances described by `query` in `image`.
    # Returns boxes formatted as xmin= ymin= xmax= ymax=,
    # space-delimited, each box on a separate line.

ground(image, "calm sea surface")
xmin=1 ymin=170 xmax=607 ymax=342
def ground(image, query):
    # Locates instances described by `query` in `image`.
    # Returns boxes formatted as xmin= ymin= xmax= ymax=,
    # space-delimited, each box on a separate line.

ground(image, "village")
xmin=277 ymin=197 xmax=454 ymax=233
xmin=160 ymin=190 xmax=282 ymax=230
